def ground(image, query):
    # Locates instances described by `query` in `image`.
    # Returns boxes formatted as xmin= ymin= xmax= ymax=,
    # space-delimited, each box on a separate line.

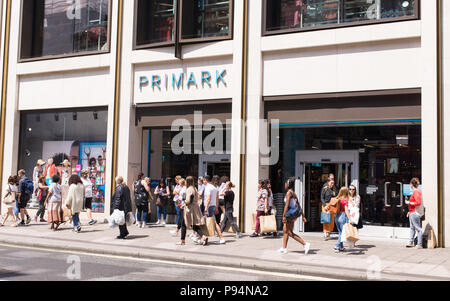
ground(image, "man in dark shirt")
xmin=17 ymin=170 xmax=32 ymax=226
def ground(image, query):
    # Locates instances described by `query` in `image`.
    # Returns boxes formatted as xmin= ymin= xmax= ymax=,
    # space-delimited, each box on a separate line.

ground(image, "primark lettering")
xmin=138 ymin=69 xmax=227 ymax=90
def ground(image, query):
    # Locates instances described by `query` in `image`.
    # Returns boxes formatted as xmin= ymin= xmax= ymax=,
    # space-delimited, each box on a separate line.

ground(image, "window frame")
xmin=18 ymin=0 xmax=113 ymax=63
xmin=133 ymin=0 xmax=234 ymax=50
xmin=262 ymin=0 xmax=420 ymax=37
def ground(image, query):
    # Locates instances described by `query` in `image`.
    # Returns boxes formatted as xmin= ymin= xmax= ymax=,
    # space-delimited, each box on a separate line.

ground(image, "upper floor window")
xmin=264 ymin=0 xmax=418 ymax=35
xmin=20 ymin=0 xmax=110 ymax=61
xmin=135 ymin=0 xmax=233 ymax=49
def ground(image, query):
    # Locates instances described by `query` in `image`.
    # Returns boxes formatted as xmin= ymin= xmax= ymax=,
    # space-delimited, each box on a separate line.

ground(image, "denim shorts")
xmin=207 ymin=206 xmax=217 ymax=218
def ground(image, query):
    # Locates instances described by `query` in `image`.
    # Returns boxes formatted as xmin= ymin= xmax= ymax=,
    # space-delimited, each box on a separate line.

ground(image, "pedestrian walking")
xmin=12 ymin=176 xmax=21 ymax=223
xmin=171 ymin=179 xmax=187 ymax=237
xmin=277 ymin=178 xmax=310 ymax=254
xmin=321 ymin=179 xmax=337 ymax=240
xmin=154 ymin=179 xmax=169 ymax=225
xmin=348 ymin=185 xmax=361 ymax=248
xmin=405 ymin=178 xmax=424 ymax=249
xmin=172 ymin=176 xmax=182 ymax=227
xmin=218 ymin=176 xmax=229 ymax=223
xmin=34 ymin=176 xmax=48 ymax=223
xmin=219 ymin=181 xmax=242 ymax=238
xmin=1 ymin=176 xmax=19 ymax=227
xmin=203 ymin=175 xmax=226 ymax=244
xmin=133 ymin=172 xmax=153 ymax=228
xmin=266 ymin=180 xmax=277 ymax=237
xmin=325 ymin=187 xmax=351 ymax=253
xmin=65 ymin=175 xmax=85 ymax=233
xmin=198 ymin=177 xmax=206 ymax=214
xmin=32 ymin=160 xmax=45 ymax=202
xmin=44 ymin=174 xmax=63 ymax=231
xmin=112 ymin=176 xmax=132 ymax=239
xmin=17 ymin=170 xmax=33 ymax=226
xmin=250 ymin=180 xmax=269 ymax=238
xmin=81 ymin=170 xmax=97 ymax=226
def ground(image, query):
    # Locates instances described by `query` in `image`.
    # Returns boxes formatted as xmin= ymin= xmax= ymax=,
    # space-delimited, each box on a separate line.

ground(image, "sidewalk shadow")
xmin=292 ymin=249 xmax=319 ymax=255
xmin=125 ymin=235 xmax=149 ymax=240
xmin=344 ymin=245 xmax=376 ymax=256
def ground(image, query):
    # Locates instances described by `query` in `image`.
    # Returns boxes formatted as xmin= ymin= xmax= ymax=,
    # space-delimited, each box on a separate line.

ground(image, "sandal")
xmin=202 ymin=237 xmax=208 ymax=246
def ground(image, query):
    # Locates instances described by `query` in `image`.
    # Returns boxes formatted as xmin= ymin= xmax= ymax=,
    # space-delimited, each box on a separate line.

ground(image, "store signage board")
xmin=134 ymin=60 xmax=233 ymax=104
xmin=366 ymin=185 xmax=378 ymax=195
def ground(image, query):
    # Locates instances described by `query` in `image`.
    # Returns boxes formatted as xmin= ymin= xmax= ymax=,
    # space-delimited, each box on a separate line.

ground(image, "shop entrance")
xmin=199 ymin=154 xmax=231 ymax=178
xmin=294 ymin=150 xmax=359 ymax=234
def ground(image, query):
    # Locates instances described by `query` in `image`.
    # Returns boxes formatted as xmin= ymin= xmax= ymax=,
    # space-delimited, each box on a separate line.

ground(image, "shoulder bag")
xmin=3 ymin=185 xmax=16 ymax=205
xmin=328 ymin=197 xmax=340 ymax=214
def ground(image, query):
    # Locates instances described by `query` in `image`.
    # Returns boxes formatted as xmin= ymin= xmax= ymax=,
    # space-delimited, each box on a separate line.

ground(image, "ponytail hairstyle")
xmin=286 ymin=177 xmax=296 ymax=191
xmin=226 ymin=181 xmax=235 ymax=189
xmin=410 ymin=178 xmax=420 ymax=189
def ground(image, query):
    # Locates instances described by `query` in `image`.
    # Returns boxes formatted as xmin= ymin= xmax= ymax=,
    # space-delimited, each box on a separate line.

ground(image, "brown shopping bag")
xmin=224 ymin=217 xmax=238 ymax=233
xmin=200 ymin=217 xmax=217 ymax=237
xmin=344 ymin=223 xmax=360 ymax=243
xmin=259 ymin=215 xmax=277 ymax=234
xmin=251 ymin=213 xmax=257 ymax=230
xmin=427 ymin=229 xmax=437 ymax=249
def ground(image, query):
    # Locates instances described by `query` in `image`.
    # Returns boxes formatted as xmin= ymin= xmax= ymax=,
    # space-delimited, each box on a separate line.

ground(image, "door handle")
xmin=384 ymin=182 xmax=391 ymax=207
xmin=397 ymin=182 xmax=404 ymax=208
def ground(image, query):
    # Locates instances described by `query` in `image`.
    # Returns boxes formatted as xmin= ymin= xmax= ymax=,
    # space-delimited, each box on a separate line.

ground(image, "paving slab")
xmin=0 ymin=221 xmax=449 ymax=281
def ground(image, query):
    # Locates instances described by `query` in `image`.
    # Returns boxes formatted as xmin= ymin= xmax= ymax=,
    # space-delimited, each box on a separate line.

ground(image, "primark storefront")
xmin=266 ymin=91 xmax=422 ymax=239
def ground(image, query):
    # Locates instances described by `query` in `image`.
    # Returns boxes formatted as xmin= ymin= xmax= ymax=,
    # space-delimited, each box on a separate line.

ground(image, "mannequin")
xmin=32 ymin=159 xmax=46 ymax=201
xmin=44 ymin=158 xmax=56 ymax=179
xmin=61 ymin=160 xmax=71 ymax=186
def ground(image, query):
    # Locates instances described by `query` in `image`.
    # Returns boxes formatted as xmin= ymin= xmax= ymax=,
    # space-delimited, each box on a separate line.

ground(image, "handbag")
xmin=200 ymin=216 xmax=216 ymax=237
xmin=328 ymin=198 xmax=340 ymax=214
xmin=344 ymin=223 xmax=360 ymax=243
xmin=259 ymin=215 xmax=277 ymax=234
xmin=286 ymin=201 xmax=302 ymax=221
xmin=320 ymin=212 xmax=331 ymax=224
xmin=3 ymin=185 xmax=16 ymax=205
xmin=251 ymin=212 xmax=257 ymax=230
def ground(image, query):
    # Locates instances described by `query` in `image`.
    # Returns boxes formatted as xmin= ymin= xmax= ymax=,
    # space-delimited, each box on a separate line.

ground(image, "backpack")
xmin=134 ymin=180 xmax=148 ymax=206
xmin=23 ymin=178 xmax=34 ymax=195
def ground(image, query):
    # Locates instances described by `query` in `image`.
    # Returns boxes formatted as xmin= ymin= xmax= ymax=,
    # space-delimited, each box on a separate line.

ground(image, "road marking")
xmin=0 ymin=243 xmax=340 ymax=281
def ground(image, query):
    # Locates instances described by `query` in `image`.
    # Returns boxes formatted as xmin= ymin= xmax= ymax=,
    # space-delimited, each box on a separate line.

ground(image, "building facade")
xmin=1 ymin=0 xmax=449 ymax=246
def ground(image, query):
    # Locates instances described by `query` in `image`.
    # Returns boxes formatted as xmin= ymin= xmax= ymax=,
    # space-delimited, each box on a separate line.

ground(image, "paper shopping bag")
xmin=200 ymin=217 xmax=217 ymax=237
xmin=344 ymin=223 xmax=359 ymax=243
xmin=251 ymin=213 xmax=257 ymax=230
xmin=427 ymin=229 xmax=437 ymax=249
xmin=224 ymin=217 xmax=238 ymax=233
xmin=259 ymin=215 xmax=277 ymax=234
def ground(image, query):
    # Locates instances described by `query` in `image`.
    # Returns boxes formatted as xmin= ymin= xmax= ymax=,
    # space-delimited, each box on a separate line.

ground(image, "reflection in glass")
xmin=21 ymin=0 xmax=110 ymax=59
xmin=265 ymin=0 xmax=416 ymax=32
xmin=181 ymin=0 xmax=231 ymax=40
xmin=136 ymin=0 xmax=176 ymax=46
xmin=19 ymin=110 xmax=108 ymax=213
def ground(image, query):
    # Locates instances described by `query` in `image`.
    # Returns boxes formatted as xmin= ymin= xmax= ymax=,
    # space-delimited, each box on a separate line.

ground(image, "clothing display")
xmin=283 ymin=0 xmax=302 ymax=27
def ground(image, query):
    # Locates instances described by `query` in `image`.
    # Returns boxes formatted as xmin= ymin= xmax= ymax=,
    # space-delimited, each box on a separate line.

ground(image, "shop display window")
xmin=134 ymin=0 xmax=232 ymax=49
xmin=180 ymin=0 xmax=231 ymax=41
xmin=135 ymin=0 xmax=176 ymax=46
xmin=270 ymin=124 xmax=421 ymax=229
xmin=20 ymin=0 xmax=110 ymax=60
xmin=265 ymin=0 xmax=417 ymax=34
xmin=18 ymin=109 xmax=108 ymax=213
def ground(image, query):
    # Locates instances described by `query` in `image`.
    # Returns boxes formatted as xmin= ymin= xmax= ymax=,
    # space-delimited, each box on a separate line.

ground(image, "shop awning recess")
xmin=265 ymin=90 xmax=421 ymax=126
xmin=135 ymin=99 xmax=232 ymax=127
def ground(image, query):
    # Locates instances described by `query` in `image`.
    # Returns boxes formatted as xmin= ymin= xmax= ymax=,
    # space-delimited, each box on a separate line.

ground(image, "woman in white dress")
xmin=348 ymin=185 xmax=361 ymax=249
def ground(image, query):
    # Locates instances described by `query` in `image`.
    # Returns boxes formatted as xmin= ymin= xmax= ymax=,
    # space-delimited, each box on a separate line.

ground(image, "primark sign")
xmin=138 ymin=69 xmax=228 ymax=91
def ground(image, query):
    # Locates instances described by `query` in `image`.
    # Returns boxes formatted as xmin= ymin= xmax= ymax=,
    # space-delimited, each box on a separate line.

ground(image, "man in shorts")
xmin=17 ymin=170 xmax=32 ymax=226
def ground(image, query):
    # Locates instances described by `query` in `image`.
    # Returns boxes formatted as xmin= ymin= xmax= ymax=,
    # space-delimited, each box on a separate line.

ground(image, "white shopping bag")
xmin=109 ymin=209 xmax=125 ymax=227
xmin=349 ymin=207 xmax=360 ymax=225
xmin=126 ymin=212 xmax=136 ymax=226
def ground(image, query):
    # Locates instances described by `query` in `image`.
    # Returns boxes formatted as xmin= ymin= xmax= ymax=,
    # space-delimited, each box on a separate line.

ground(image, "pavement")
xmin=0 ymin=218 xmax=449 ymax=281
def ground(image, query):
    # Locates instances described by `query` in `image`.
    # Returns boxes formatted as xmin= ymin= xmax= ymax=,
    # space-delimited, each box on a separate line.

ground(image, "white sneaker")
xmin=217 ymin=239 xmax=226 ymax=245
xmin=170 ymin=230 xmax=179 ymax=237
xmin=193 ymin=238 xmax=201 ymax=244
xmin=189 ymin=233 xmax=196 ymax=239
xmin=161 ymin=220 xmax=166 ymax=225
xmin=277 ymin=248 xmax=288 ymax=254
xmin=156 ymin=220 xmax=161 ymax=225
xmin=140 ymin=223 xmax=146 ymax=229
xmin=136 ymin=222 xmax=141 ymax=227
xmin=304 ymin=242 xmax=311 ymax=255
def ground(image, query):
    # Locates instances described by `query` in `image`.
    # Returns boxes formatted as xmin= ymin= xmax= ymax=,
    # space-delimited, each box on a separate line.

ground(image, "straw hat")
xmin=62 ymin=159 xmax=71 ymax=167
xmin=37 ymin=159 xmax=46 ymax=166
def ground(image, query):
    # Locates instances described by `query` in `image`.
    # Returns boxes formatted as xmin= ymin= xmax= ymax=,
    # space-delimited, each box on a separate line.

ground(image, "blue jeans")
xmin=72 ymin=213 xmax=80 ymax=229
xmin=176 ymin=205 xmax=181 ymax=225
xmin=335 ymin=213 xmax=348 ymax=249
xmin=409 ymin=213 xmax=423 ymax=246
xmin=207 ymin=206 xmax=217 ymax=218
xmin=136 ymin=204 xmax=148 ymax=223
xmin=157 ymin=205 xmax=167 ymax=220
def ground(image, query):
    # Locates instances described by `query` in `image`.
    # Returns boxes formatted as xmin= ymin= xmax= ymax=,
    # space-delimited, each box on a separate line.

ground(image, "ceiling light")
xmin=402 ymin=1 xmax=410 ymax=8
